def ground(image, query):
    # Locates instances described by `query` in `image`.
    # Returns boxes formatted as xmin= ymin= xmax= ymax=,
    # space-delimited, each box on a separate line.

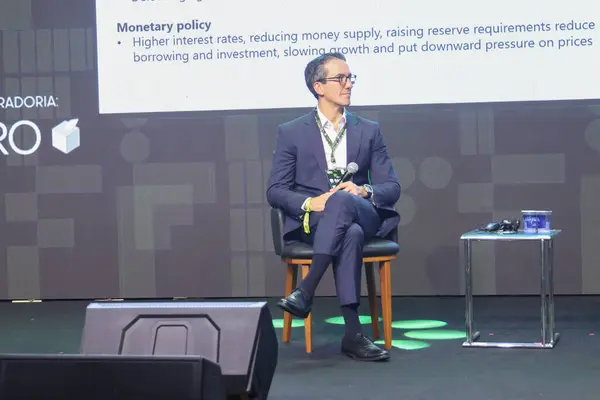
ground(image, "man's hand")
xmin=331 ymin=181 xmax=368 ymax=198
xmin=309 ymin=192 xmax=334 ymax=212
xmin=308 ymin=183 xmax=367 ymax=213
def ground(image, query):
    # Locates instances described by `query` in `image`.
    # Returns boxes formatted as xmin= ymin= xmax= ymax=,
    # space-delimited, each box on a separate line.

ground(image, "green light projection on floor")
xmin=404 ymin=329 xmax=466 ymax=340
xmin=274 ymin=315 xmax=461 ymax=350
xmin=375 ymin=339 xmax=430 ymax=350
xmin=391 ymin=320 xmax=448 ymax=330
xmin=324 ymin=316 xmax=382 ymax=325
xmin=272 ymin=319 xmax=305 ymax=328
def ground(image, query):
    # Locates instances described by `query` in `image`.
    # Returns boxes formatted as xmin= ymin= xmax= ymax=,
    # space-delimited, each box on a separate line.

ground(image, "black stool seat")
xmin=281 ymin=239 xmax=399 ymax=260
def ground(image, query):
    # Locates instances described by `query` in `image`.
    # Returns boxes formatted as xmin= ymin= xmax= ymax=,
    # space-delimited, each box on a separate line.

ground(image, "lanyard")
xmin=314 ymin=109 xmax=346 ymax=166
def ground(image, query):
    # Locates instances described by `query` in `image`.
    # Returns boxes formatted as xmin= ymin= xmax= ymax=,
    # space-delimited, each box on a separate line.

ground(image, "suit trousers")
xmin=300 ymin=190 xmax=381 ymax=306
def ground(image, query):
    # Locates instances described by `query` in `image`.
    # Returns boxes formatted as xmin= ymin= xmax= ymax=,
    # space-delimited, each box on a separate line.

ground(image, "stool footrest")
xmin=462 ymin=331 xmax=560 ymax=349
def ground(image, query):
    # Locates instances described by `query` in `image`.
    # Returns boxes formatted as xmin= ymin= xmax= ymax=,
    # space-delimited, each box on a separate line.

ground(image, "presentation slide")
xmin=95 ymin=0 xmax=600 ymax=114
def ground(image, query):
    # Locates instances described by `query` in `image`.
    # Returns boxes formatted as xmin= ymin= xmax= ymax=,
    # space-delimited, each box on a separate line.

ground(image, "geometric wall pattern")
xmin=1 ymin=0 xmax=600 ymax=299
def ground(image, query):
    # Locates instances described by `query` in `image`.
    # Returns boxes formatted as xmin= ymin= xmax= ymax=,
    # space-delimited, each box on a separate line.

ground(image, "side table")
xmin=460 ymin=229 xmax=561 ymax=349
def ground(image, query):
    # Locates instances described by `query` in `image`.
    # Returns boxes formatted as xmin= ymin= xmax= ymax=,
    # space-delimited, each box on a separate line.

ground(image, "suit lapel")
xmin=305 ymin=112 xmax=328 ymax=174
xmin=345 ymin=112 xmax=362 ymax=165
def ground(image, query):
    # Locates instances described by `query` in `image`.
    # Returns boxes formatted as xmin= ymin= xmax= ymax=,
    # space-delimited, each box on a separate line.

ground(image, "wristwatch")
xmin=363 ymin=184 xmax=373 ymax=199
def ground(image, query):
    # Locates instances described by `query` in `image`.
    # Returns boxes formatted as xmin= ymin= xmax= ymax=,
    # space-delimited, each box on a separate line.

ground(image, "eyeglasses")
xmin=318 ymin=74 xmax=357 ymax=86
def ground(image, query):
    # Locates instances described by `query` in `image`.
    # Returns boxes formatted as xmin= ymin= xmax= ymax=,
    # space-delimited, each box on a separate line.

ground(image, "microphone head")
xmin=346 ymin=162 xmax=359 ymax=174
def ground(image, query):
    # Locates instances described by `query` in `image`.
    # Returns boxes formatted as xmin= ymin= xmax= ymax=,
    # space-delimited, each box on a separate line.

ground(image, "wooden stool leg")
xmin=301 ymin=264 xmax=312 ymax=353
xmin=365 ymin=262 xmax=380 ymax=340
xmin=379 ymin=261 xmax=392 ymax=350
xmin=282 ymin=264 xmax=297 ymax=344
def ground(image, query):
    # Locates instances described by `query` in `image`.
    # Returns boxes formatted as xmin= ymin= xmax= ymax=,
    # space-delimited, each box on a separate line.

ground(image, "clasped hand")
xmin=310 ymin=182 xmax=365 ymax=212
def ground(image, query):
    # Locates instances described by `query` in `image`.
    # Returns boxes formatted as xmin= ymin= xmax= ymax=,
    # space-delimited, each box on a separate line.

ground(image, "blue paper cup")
xmin=521 ymin=210 xmax=552 ymax=233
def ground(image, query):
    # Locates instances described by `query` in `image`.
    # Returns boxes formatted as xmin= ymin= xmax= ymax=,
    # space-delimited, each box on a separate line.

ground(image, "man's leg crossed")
xmin=333 ymin=223 xmax=364 ymax=338
xmin=298 ymin=191 xmax=379 ymax=297
xmin=276 ymin=191 xmax=390 ymax=360
xmin=333 ymin=222 xmax=389 ymax=360
xmin=278 ymin=191 xmax=380 ymax=316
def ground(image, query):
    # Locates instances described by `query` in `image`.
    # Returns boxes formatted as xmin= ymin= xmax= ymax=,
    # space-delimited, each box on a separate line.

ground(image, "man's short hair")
xmin=304 ymin=52 xmax=347 ymax=99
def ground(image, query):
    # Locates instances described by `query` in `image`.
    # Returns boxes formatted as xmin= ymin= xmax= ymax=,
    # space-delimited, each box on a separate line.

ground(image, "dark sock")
xmin=341 ymin=303 xmax=362 ymax=337
xmin=297 ymin=254 xmax=332 ymax=298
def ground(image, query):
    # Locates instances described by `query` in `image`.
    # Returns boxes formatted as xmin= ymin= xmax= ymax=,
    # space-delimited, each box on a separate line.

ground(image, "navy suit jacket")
xmin=266 ymin=110 xmax=401 ymax=240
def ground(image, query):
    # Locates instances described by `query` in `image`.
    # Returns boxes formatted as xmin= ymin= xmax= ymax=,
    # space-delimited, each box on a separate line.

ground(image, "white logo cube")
xmin=52 ymin=118 xmax=80 ymax=154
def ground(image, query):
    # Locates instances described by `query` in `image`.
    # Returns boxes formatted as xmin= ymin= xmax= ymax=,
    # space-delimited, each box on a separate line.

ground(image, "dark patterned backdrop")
xmin=1 ymin=0 xmax=599 ymax=300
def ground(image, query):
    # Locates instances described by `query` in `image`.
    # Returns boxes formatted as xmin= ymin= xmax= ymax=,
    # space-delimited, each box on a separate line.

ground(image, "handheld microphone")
xmin=336 ymin=162 xmax=359 ymax=186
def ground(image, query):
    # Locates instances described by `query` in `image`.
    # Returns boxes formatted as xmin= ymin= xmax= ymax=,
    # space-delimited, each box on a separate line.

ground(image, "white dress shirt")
xmin=315 ymin=106 xmax=347 ymax=170
xmin=301 ymin=107 xmax=348 ymax=212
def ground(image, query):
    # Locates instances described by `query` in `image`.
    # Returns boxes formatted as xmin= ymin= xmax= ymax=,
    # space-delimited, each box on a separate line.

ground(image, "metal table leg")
xmin=541 ymin=238 xmax=548 ymax=345
xmin=542 ymin=238 xmax=560 ymax=347
xmin=463 ymin=239 xmax=479 ymax=344
xmin=548 ymin=239 xmax=557 ymax=344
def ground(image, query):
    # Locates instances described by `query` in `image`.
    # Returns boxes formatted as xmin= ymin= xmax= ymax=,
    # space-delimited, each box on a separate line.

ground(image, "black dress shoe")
xmin=341 ymin=333 xmax=390 ymax=361
xmin=276 ymin=289 xmax=312 ymax=319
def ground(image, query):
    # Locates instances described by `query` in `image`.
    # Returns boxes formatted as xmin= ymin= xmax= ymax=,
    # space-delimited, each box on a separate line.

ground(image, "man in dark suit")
xmin=266 ymin=52 xmax=401 ymax=361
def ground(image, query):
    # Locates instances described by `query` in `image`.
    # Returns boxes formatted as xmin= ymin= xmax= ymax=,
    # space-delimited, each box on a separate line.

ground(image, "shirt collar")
xmin=316 ymin=106 xmax=347 ymax=129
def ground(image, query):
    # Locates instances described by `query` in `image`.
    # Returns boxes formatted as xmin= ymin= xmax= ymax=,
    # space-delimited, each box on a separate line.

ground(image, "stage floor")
xmin=1 ymin=295 xmax=599 ymax=399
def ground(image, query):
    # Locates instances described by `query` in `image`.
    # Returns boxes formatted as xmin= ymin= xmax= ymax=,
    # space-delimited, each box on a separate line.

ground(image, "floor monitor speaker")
xmin=80 ymin=301 xmax=278 ymax=400
xmin=0 ymin=354 xmax=225 ymax=399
